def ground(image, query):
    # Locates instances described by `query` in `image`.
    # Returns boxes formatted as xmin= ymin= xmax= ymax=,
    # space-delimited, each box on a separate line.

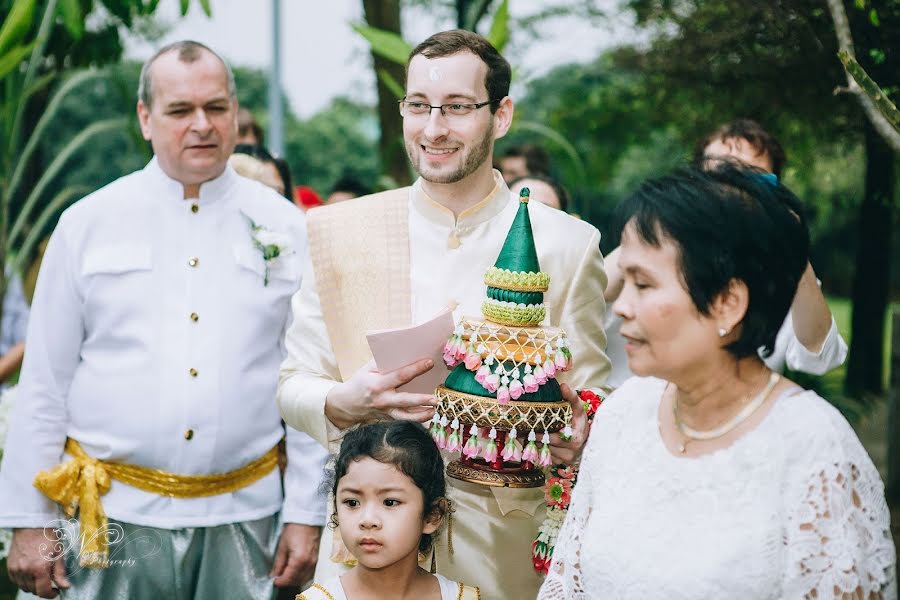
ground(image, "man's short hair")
xmin=138 ymin=40 xmax=237 ymax=108
xmin=694 ymin=119 xmax=787 ymax=178
xmin=407 ymin=29 xmax=511 ymax=113
xmin=502 ymin=144 xmax=551 ymax=176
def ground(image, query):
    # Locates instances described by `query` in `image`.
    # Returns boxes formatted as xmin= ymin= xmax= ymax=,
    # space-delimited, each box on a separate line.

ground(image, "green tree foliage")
xmin=620 ymin=0 xmax=898 ymax=398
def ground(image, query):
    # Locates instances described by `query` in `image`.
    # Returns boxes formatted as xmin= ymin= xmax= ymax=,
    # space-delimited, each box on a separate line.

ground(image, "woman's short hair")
xmin=329 ymin=420 xmax=447 ymax=554
xmin=615 ymin=165 xmax=809 ymax=359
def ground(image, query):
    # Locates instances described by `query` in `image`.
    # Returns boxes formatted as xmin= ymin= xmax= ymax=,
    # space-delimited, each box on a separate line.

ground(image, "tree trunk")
xmin=362 ymin=0 xmax=410 ymax=187
xmin=845 ymin=120 xmax=895 ymax=397
xmin=888 ymin=309 xmax=899 ymax=504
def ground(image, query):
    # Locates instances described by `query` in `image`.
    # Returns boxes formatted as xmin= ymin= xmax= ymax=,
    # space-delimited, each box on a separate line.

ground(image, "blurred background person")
xmin=0 ymin=271 xmax=29 ymax=392
xmin=540 ymin=165 xmax=895 ymax=598
xmin=509 ymin=174 xmax=570 ymax=212
xmin=326 ymin=173 xmax=372 ymax=204
xmin=497 ymin=143 xmax=551 ymax=184
xmin=603 ymin=119 xmax=847 ymax=388
xmin=237 ymin=107 xmax=265 ymax=146
xmin=231 ymin=143 xmax=293 ymax=200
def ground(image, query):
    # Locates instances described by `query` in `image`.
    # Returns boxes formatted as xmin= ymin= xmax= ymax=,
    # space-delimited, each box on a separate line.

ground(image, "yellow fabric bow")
xmin=33 ymin=439 xmax=111 ymax=567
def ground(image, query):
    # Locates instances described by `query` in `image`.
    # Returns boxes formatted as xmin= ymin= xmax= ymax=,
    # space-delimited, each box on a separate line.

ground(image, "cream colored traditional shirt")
xmin=279 ymin=172 xmax=610 ymax=463
xmin=278 ymin=173 xmax=610 ymax=599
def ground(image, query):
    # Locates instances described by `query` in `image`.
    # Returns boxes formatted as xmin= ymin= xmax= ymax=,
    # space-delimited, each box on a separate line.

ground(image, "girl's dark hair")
xmin=330 ymin=420 xmax=447 ymax=554
xmin=615 ymin=164 xmax=808 ymax=360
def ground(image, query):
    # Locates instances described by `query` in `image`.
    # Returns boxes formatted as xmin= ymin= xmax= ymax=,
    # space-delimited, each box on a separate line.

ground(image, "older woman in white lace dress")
xmin=539 ymin=166 xmax=896 ymax=599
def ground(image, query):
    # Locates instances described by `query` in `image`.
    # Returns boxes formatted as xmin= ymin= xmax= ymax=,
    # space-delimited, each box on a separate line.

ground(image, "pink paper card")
xmin=366 ymin=309 xmax=456 ymax=395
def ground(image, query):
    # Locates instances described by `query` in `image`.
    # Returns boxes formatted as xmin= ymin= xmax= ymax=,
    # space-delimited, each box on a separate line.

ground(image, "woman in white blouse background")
xmin=539 ymin=166 xmax=895 ymax=599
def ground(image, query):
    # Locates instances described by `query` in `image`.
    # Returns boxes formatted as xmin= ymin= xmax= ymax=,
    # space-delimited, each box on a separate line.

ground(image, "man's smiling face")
xmin=402 ymin=52 xmax=497 ymax=184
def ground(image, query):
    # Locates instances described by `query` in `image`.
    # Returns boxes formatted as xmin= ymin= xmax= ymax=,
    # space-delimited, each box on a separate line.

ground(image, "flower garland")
xmin=532 ymin=389 xmax=603 ymax=575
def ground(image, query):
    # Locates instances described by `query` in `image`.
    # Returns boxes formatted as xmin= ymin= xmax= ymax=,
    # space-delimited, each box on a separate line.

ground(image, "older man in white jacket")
xmin=0 ymin=41 xmax=327 ymax=599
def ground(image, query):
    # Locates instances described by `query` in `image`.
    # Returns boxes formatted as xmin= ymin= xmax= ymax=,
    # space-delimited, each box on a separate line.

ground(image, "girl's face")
xmin=336 ymin=457 xmax=440 ymax=570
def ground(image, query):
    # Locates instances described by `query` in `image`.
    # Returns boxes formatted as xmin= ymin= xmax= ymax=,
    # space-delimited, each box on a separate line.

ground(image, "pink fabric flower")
xmin=534 ymin=365 xmax=547 ymax=385
xmin=501 ymin=437 xmax=523 ymax=462
xmin=543 ymin=359 xmax=556 ymax=379
xmin=523 ymin=374 xmax=539 ymax=394
xmin=508 ymin=380 xmax=524 ymax=400
xmin=496 ymin=386 xmax=510 ymax=405
xmin=474 ymin=364 xmax=491 ymax=385
xmin=522 ymin=441 xmax=539 ymax=463
xmin=484 ymin=373 xmax=500 ymax=393
xmin=555 ymin=351 xmax=568 ymax=370
xmin=462 ymin=436 xmax=480 ymax=459
xmin=446 ymin=430 xmax=462 ymax=453
xmin=464 ymin=350 xmax=482 ymax=371
xmin=482 ymin=439 xmax=498 ymax=463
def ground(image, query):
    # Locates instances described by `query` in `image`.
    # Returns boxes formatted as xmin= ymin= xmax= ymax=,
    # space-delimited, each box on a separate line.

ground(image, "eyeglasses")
xmin=398 ymin=98 xmax=498 ymax=118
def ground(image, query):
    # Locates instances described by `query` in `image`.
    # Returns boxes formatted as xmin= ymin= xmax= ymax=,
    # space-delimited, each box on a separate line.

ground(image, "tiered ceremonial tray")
xmin=429 ymin=189 xmax=573 ymax=488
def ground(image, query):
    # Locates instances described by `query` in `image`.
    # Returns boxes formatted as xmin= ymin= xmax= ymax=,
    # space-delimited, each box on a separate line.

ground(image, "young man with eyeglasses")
xmin=278 ymin=29 xmax=610 ymax=599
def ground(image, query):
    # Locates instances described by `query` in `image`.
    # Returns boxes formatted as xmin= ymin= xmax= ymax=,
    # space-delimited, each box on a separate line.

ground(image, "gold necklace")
xmin=673 ymin=372 xmax=780 ymax=453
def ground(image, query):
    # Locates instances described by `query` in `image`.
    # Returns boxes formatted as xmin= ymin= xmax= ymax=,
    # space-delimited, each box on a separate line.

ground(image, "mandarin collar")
xmin=411 ymin=170 xmax=512 ymax=229
xmin=144 ymin=156 xmax=237 ymax=206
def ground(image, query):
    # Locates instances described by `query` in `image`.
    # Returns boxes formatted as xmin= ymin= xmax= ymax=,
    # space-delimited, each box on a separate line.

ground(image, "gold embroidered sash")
xmin=33 ymin=438 xmax=279 ymax=567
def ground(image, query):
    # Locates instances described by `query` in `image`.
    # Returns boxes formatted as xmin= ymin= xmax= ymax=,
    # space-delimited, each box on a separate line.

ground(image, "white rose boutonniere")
xmin=242 ymin=212 xmax=294 ymax=286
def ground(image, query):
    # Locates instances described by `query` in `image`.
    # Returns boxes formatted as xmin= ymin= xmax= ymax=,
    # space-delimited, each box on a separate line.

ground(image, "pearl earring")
xmin=718 ymin=327 xmax=727 ymax=337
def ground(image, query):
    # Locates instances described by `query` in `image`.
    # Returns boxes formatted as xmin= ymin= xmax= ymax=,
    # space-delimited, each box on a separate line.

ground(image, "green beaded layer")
xmin=481 ymin=298 xmax=546 ymax=326
xmin=484 ymin=267 xmax=549 ymax=292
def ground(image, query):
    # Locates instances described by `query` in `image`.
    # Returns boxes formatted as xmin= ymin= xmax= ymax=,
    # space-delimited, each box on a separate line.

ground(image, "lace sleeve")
xmin=783 ymin=416 xmax=896 ymax=598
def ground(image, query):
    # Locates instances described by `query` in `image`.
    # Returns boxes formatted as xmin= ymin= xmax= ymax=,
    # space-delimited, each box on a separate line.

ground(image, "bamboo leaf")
xmin=8 ymin=118 xmax=127 ymax=248
xmin=180 ymin=0 xmax=190 ymax=15
xmin=0 ymin=43 xmax=34 ymax=81
xmin=7 ymin=69 xmax=110 ymax=206
xmin=9 ymin=0 xmax=60 ymax=157
xmin=514 ymin=120 xmax=587 ymax=185
xmin=22 ymin=71 xmax=56 ymax=99
xmin=377 ymin=68 xmax=405 ymax=99
xmin=8 ymin=185 xmax=89 ymax=273
xmin=486 ymin=0 xmax=510 ymax=51
xmin=351 ymin=23 xmax=412 ymax=65
xmin=0 ymin=0 xmax=36 ymax=56
xmin=59 ymin=0 xmax=84 ymax=40
xmin=198 ymin=0 xmax=212 ymax=17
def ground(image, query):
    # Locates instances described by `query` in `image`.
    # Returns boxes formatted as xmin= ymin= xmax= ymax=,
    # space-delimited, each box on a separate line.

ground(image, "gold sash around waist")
xmin=33 ymin=437 xmax=279 ymax=568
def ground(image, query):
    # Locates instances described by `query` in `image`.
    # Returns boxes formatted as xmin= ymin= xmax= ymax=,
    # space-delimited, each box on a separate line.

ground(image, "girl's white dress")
xmin=539 ymin=376 xmax=896 ymax=599
xmin=298 ymin=572 xmax=479 ymax=600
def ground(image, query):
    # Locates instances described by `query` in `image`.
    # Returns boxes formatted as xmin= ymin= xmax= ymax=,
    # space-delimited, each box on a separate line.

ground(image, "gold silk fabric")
xmin=306 ymin=188 xmax=412 ymax=380
xmin=33 ymin=438 xmax=279 ymax=567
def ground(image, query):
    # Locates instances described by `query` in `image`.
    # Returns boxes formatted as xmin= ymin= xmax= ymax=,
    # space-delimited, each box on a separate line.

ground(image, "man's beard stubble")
xmin=407 ymin=127 xmax=494 ymax=185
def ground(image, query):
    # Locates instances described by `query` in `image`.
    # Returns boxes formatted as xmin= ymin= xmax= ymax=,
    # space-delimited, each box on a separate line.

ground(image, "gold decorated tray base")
xmin=435 ymin=385 xmax=571 ymax=432
xmin=446 ymin=460 xmax=545 ymax=488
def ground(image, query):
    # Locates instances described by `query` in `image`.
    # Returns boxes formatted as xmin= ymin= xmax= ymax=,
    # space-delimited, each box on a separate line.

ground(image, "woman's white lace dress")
xmin=539 ymin=377 xmax=897 ymax=599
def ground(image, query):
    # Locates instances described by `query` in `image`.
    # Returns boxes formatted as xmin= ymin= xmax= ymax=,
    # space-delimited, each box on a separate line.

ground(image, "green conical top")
xmin=493 ymin=188 xmax=540 ymax=274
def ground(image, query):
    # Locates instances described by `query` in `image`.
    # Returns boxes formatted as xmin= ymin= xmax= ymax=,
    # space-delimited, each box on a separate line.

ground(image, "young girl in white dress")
xmin=297 ymin=420 xmax=479 ymax=600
